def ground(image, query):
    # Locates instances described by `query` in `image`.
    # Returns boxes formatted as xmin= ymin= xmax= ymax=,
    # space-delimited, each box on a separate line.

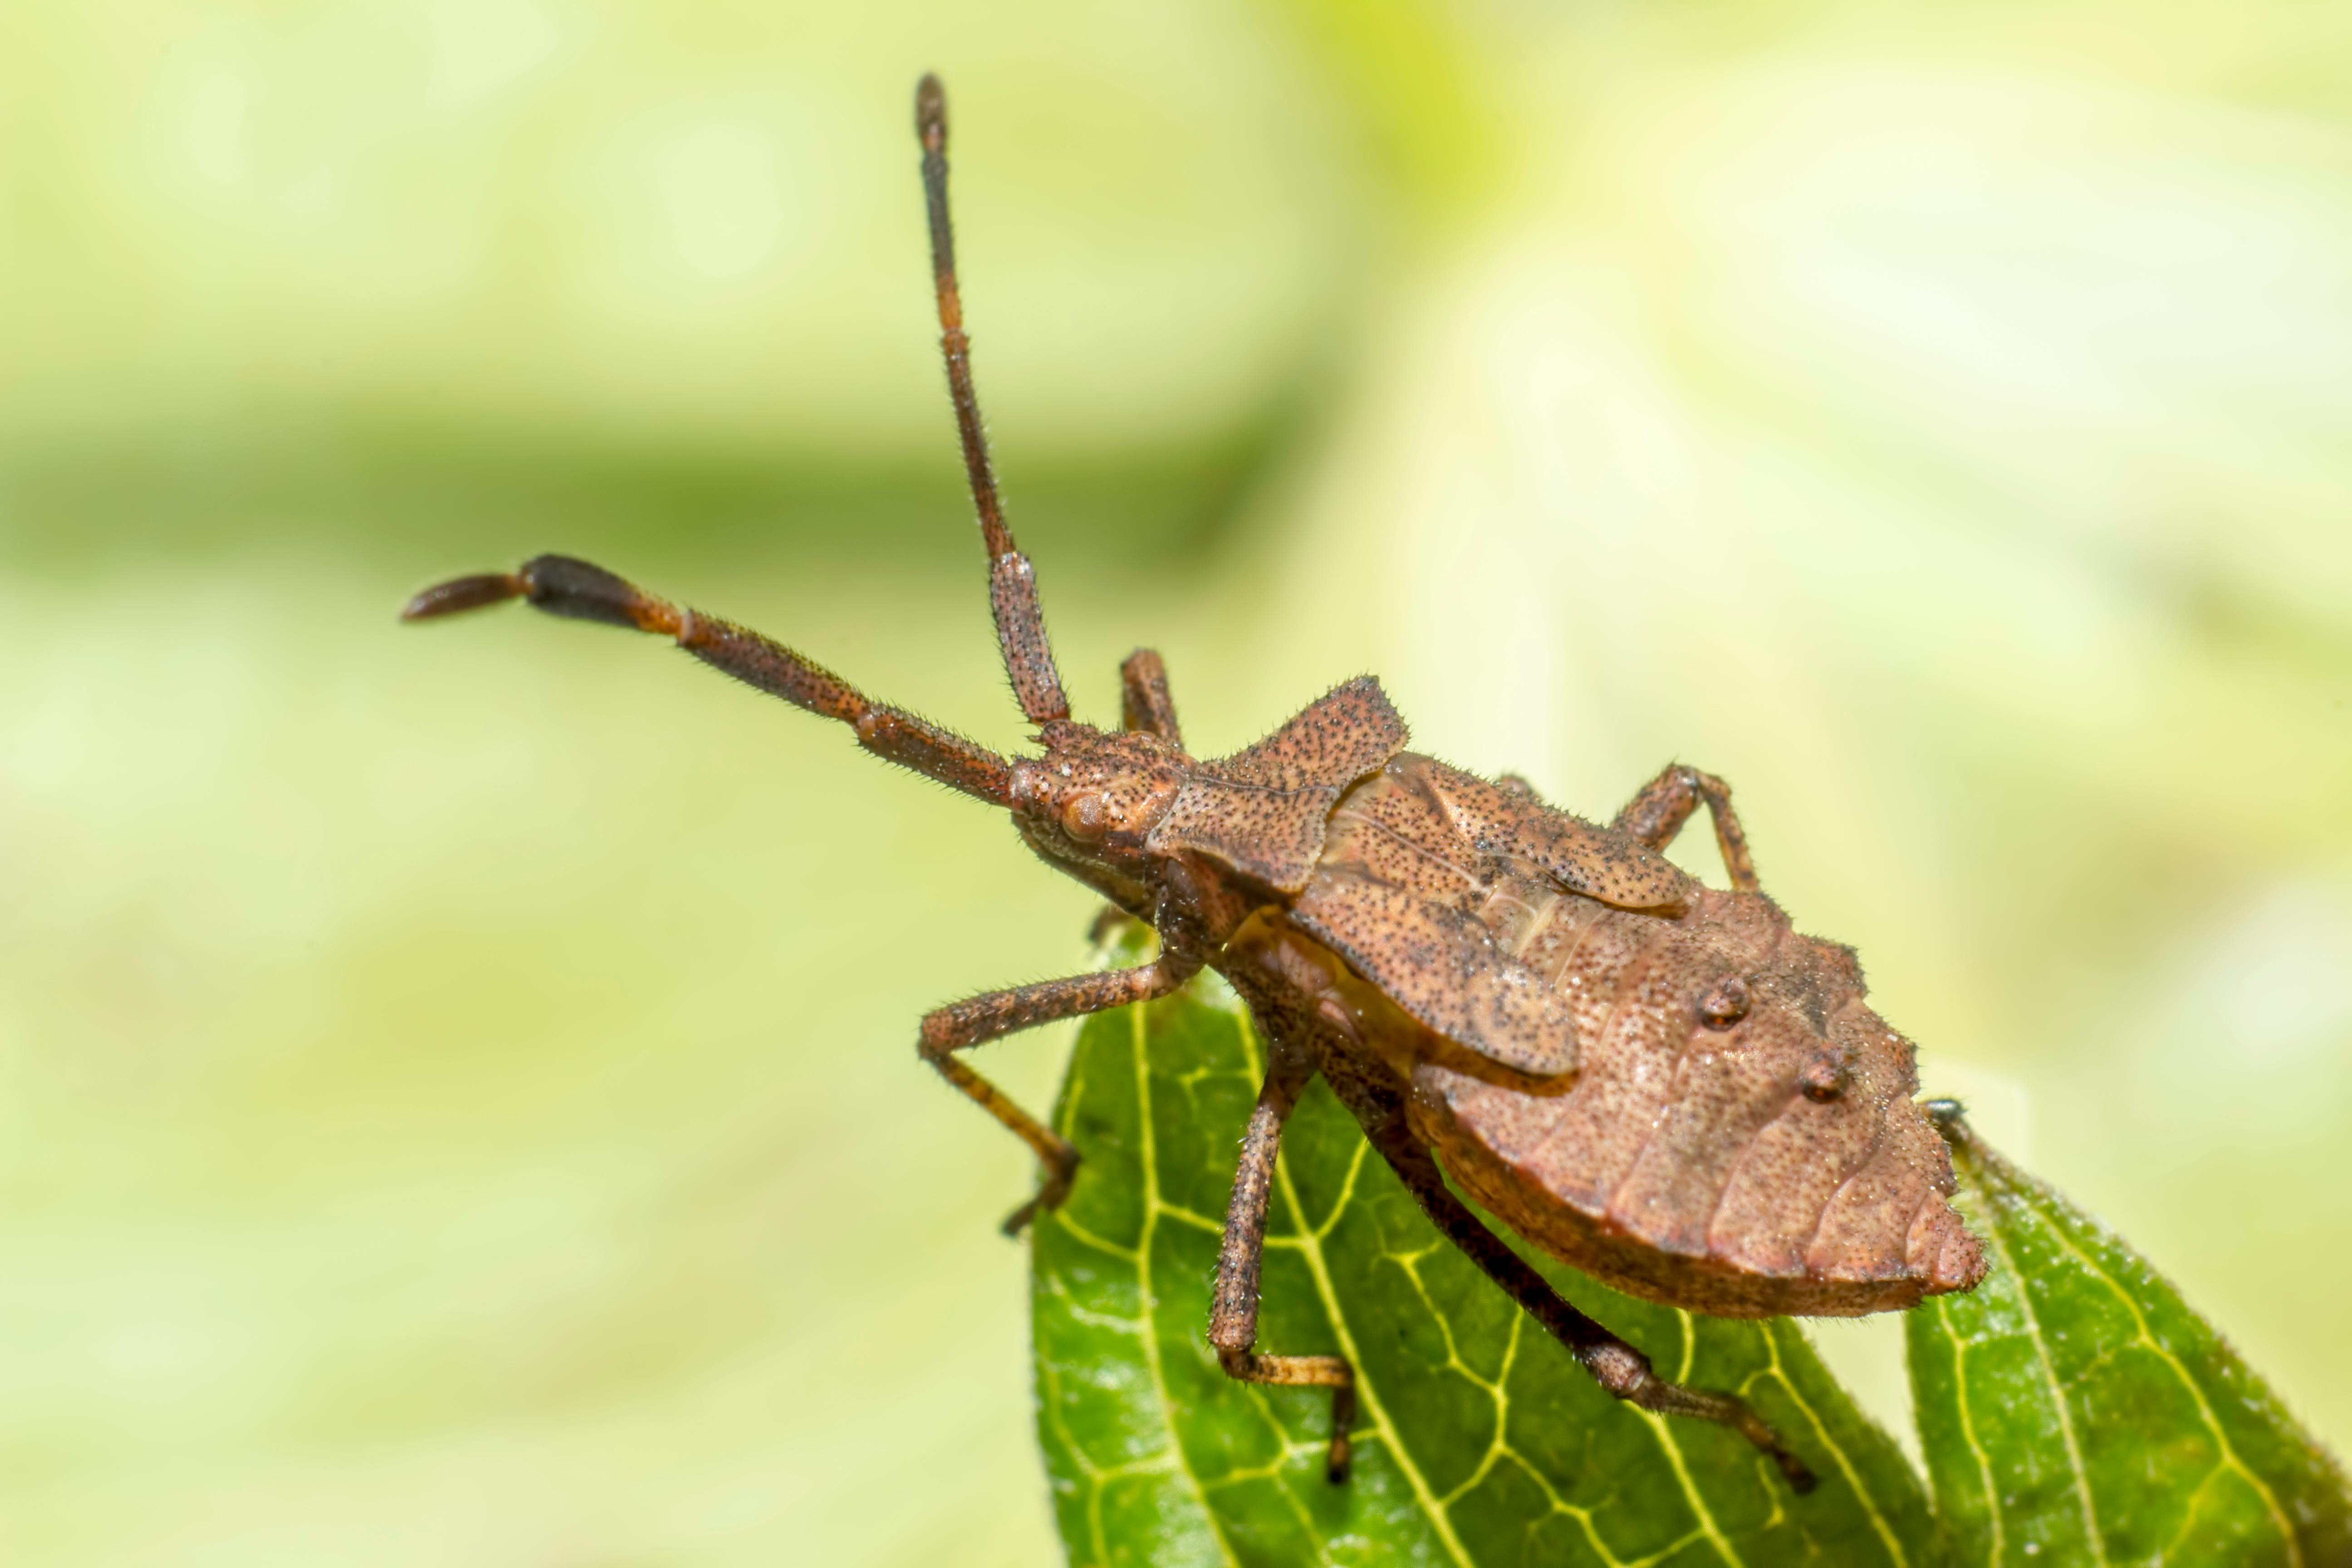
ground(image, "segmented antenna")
xmin=916 ymin=73 xmax=1070 ymax=727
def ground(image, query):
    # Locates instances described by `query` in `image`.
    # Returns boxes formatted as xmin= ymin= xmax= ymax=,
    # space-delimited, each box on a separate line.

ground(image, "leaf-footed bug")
xmin=403 ymin=74 xmax=1986 ymax=1496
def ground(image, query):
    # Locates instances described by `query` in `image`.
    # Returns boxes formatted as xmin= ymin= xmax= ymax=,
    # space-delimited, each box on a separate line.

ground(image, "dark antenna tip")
xmin=915 ymin=73 xmax=946 ymax=151
xmin=400 ymin=572 xmax=525 ymax=623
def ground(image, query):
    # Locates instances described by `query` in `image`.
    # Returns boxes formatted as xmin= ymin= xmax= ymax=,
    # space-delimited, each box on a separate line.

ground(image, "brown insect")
xmin=403 ymin=74 xmax=1986 ymax=1496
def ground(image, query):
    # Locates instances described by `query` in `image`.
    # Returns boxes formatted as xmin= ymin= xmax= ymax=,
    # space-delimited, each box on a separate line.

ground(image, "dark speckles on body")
xmin=1278 ymin=755 xmax=1982 ymax=1318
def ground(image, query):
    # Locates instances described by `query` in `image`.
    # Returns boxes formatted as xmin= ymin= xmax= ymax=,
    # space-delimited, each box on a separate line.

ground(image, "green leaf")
xmin=1907 ymin=1114 xmax=2352 ymax=1566
xmin=1030 ymin=971 xmax=1937 ymax=1567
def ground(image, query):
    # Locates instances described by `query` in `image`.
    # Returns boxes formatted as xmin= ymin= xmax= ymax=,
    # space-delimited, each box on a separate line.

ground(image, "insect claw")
xmin=999 ymin=1187 xmax=1058 ymax=1237
xmin=1001 ymin=1148 xmax=1083 ymax=1235
xmin=1325 ymin=1382 xmax=1357 ymax=1484
xmin=1722 ymin=1400 xmax=1815 ymax=1492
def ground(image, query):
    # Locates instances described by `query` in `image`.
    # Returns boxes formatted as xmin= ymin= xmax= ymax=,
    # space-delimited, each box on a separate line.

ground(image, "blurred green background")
xmin=4 ymin=1 xmax=2349 ymax=1562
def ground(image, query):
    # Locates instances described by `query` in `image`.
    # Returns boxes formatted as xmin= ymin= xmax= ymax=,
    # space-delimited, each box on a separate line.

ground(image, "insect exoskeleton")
xmin=1266 ymin=751 xmax=1986 ymax=1322
xmin=401 ymin=74 xmax=1985 ymax=1498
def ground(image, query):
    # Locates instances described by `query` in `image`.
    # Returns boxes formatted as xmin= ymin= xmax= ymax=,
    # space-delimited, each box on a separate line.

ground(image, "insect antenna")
xmin=915 ymin=73 xmax=1071 ymax=730
xmin=401 ymin=554 xmax=1014 ymax=805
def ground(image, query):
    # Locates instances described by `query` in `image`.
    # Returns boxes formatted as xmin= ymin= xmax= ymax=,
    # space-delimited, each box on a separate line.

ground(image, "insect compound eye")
xmin=1008 ymin=762 xmax=1049 ymax=813
xmin=1061 ymin=792 xmax=1111 ymax=843
xmin=1695 ymin=974 xmax=1750 ymax=1030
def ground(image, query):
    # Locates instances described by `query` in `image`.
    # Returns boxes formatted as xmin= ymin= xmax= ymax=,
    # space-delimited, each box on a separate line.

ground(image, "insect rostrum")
xmin=402 ymin=74 xmax=1987 ymax=1499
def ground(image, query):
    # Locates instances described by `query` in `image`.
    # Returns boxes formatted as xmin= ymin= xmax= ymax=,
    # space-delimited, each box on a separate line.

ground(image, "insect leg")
xmin=915 ymin=76 xmax=1069 ymax=727
xmin=1367 ymin=1126 xmax=1818 ymax=1494
xmin=1069 ymin=647 xmax=1186 ymax=938
xmin=1209 ymin=1046 xmax=1356 ymax=1483
xmin=1611 ymin=764 xmax=1759 ymax=892
xmin=402 ymin=554 xmax=1012 ymax=804
xmin=1118 ymin=650 xmax=1183 ymax=748
xmin=1085 ymin=905 xmax=1147 ymax=948
xmin=922 ymin=957 xmax=1200 ymax=1235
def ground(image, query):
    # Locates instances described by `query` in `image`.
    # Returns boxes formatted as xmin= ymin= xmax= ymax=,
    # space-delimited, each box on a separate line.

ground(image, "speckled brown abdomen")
xmin=1291 ymin=755 xmax=1985 ymax=1318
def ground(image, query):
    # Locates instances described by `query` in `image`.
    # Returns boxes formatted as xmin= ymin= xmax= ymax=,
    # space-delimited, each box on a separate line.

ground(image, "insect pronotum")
xmin=404 ymin=74 xmax=1989 ymax=1496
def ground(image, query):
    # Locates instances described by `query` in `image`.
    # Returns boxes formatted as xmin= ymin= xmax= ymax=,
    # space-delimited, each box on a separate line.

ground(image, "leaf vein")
xmin=1236 ymin=1009 xmax=1480 ymax=1568
xmin=1935 ymin=1297 xmax=2005 ymax=1566
xmin=1976 ymin=1189 xmax=2110 ymax=1565
xmin=1756 ymin=1321 xmax=1909 ymax=1567
xmin=2011 ymin=1193 xmax=2300 ymax=1563
xmin=1630 ymin=1411 xmax=1741 ymax=1567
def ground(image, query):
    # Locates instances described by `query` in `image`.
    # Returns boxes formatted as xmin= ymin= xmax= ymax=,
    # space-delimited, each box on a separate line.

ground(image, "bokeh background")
xmin=5 ymin=1 xmax=2349 ymax=1562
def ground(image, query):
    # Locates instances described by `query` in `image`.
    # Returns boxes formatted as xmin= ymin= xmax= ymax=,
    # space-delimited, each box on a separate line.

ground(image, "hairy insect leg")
xmin=1208 ymin=1044 xmax=1356 ymax=1483
xmin=1118 ymin=649 xmax=1183 ymax=748
xmin=922 ymin=957 xmax=1200 ymax=1235
xmin=1366 ymin=1125 xmax=1817 ymax=1493
xmin=1611 ymin=764 xmax=1759 ymax=893
xmin=402 ymin=554 xmax=1013 ymax=804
